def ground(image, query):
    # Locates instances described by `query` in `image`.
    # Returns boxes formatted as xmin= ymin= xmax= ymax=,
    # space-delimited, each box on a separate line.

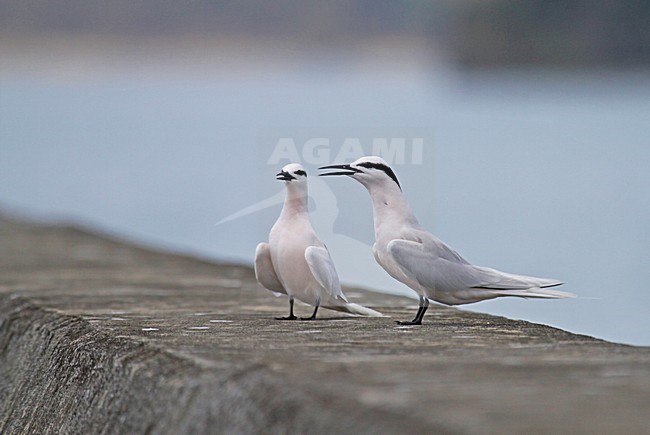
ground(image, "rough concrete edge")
xmin=0 ymin=294 xmax=450 ymax=434
xmin=0 ymin=207 xmax=249 ymax=271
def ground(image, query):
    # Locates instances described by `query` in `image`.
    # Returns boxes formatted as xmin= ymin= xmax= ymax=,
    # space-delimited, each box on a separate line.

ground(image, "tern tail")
xmin=488 ymin=287 xmax=576 ymax=299
xmin=323 ymin=303 xmax=385 ymax=317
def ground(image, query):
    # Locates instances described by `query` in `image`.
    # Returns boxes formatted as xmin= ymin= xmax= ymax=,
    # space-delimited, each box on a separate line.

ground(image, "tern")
xmin=320 ymin=156 xmax=574 ymax=325
xmin=255 ymin=163 xmax=383 ymax=320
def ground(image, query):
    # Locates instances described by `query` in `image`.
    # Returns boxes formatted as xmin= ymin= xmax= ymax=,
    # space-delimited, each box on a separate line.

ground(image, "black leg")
xmin=396 ymin=296 xmax=429 ymax=325
xmin=414 ymin=297 xmax=430 ymax=324
xmin=301 ymin=304 xmax=319 ymax=321
xmin=414 ymin=304 xmax=428 ymax=324
xmin=276 ymin=297 xmax=297 ymax=320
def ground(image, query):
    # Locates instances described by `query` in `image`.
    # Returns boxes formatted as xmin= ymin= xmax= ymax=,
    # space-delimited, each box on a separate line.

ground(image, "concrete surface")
xmin=1 ymin=215 xmax=649 ymax=434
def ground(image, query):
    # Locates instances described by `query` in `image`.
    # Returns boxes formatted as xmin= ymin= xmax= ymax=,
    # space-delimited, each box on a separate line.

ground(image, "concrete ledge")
xmin=1 ymin=216 xmax=649 ymax=433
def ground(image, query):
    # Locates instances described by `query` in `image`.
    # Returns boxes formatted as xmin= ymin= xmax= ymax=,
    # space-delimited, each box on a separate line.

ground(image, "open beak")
xmin=318 ymin=164 xmax=361 ymax=177
xmin=276 ymin=170 xmax=295 ymax=181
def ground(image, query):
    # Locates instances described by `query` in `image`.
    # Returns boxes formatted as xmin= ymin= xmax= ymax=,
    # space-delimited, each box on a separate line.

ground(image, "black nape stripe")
xmin=357 ymin=162 xmax=401 ymax=190
xmin=294 ymin=170 xmax=307 ymax=177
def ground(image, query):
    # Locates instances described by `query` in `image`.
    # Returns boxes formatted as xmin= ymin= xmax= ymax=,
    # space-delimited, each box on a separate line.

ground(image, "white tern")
xmin=320 ymin=156 xmax=574 ymax=325
xmin=255 ymin=163 xmax=383 ymax=320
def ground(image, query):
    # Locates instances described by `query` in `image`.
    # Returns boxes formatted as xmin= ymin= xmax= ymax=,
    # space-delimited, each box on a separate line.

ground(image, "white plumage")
xmin=320 ymin=156 xmax=574 ymax=325
xmin=255 ymin=163 xmax=383 ymax=320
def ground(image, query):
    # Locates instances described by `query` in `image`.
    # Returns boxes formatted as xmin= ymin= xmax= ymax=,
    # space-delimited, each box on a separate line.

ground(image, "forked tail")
xmin=490 ymin=287 xmax=576 ymax=299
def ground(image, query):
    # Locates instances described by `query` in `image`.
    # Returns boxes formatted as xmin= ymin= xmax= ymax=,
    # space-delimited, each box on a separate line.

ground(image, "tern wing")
xmin=388 ymin=239 xmax=563 ymax=292
xmin=254 ymin=243 xmax=287 ymax=296
xmin=305 ymin=246 xmax=348 ymax=302
xmin=406 ymin=227 xmax=470 ymax=264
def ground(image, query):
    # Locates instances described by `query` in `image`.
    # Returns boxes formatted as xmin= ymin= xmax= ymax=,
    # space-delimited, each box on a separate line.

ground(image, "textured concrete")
xmin=1 ymin=215 xmax=649 ymax=434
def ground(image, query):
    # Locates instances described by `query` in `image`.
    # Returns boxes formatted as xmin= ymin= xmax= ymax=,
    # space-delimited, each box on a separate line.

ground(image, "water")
xmin=1 ymin=65 xmax=649 ymax=345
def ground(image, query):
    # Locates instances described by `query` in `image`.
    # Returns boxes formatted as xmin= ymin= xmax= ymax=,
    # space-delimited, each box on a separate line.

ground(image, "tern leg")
xmin=414 ymin=297 xmax=430 ymax=323
xmin=301 ymin=304 xmax=319 ymax=321
xmin=276 ymin=297 xmax=297 ymax=321
xmin=396 ymin=296 xmax=429 ymax=325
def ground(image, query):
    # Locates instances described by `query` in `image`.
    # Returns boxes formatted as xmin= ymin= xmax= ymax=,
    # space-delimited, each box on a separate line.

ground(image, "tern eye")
xmin=294 ymin=170 xmax=307 ymax=177
xmin=358 ymin=162 xmax=389 ymax=171
xmin=355 ymin=162 xmax=401 ymax=190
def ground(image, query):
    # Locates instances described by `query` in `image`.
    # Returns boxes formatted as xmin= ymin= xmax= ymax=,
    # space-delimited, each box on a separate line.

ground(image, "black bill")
xmin=318 ymin=164 xmax=361 ymax=177
xmin=276 ymin=170 xmax=295 ymax=181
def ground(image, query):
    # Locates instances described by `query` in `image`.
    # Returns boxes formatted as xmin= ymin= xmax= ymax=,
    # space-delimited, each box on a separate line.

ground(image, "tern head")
xmin=319 ymin=156 xmax=401 ymax=191
xmin=276 ymin=163 xmax=308 ymax=184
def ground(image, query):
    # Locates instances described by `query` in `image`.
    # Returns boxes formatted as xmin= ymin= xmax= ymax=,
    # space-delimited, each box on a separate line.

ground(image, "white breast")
xmin=269 ymin=216 xmax=323 ymax=305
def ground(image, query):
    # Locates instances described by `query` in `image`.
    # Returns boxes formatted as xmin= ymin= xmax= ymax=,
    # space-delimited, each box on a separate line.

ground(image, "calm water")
xmin=1 ymin=66 xmax=649 ymax=345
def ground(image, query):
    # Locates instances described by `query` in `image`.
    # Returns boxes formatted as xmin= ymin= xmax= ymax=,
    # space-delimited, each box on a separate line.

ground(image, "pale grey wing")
xmin=304 ymin=246 xmax=348 ymax=302
xmin=471 ymin=267 xmax=563 ymax=289
xmin=388 ymin=239 xmax=553 ymax=292
xmin=254 ymin=243 xmax=287 ymax=296
xmin=406 ymin=227 xmax=470 ymax=265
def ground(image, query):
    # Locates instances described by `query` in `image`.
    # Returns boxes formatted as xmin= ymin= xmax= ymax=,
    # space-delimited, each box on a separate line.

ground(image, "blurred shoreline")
xmin=0 ymin=35 xmax=441 ymax=81
xmin=3 ymin=35 xmax=650 ymax=86
xmin=2 ymin=1 xmax=648 ymax=70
